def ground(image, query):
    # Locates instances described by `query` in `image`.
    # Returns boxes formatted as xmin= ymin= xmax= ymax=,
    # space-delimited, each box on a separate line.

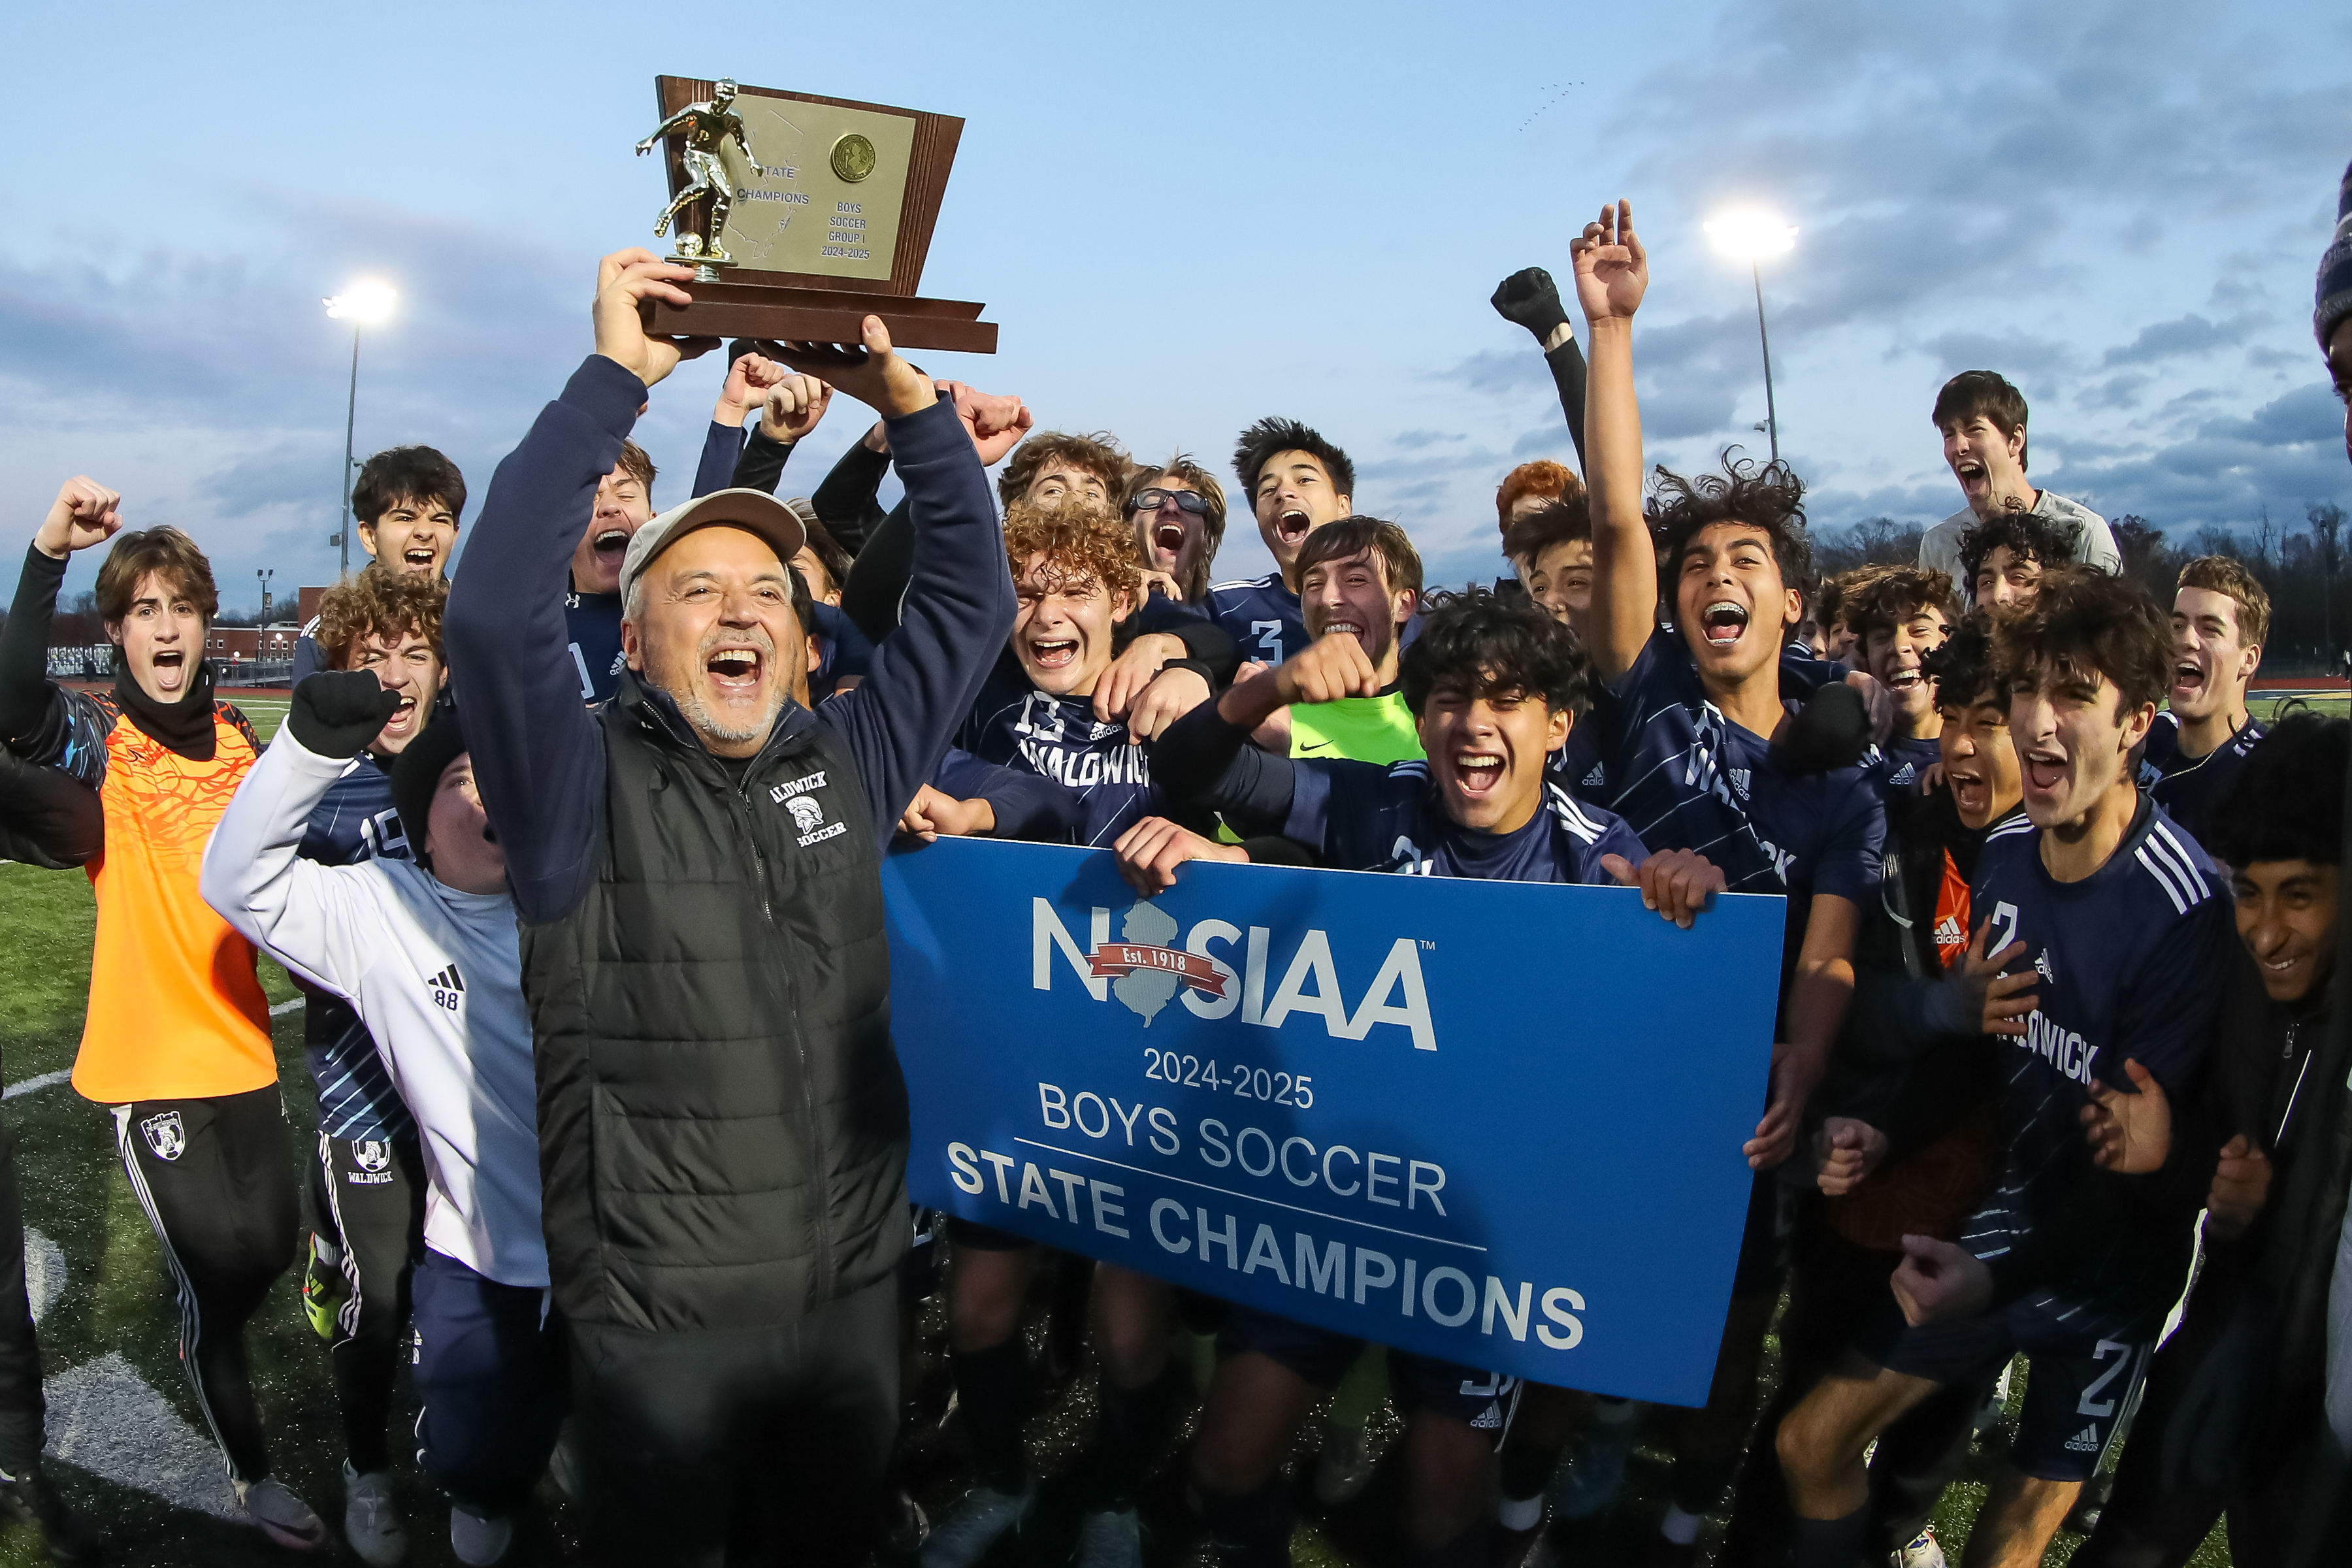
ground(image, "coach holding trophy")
xmin=447 ymin=248 xmax=1014 ymax=1566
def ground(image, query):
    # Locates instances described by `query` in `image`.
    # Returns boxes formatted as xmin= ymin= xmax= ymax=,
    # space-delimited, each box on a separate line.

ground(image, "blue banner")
xmin=883 ymin=839 xmax=1784 ymax=1405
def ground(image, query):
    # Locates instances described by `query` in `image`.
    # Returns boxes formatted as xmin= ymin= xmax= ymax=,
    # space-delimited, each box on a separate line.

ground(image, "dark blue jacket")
xmin=448 ymin=355 xmax=1008 ymax=924
xmin=446 ymin=355 xmax=1011 ymax=1331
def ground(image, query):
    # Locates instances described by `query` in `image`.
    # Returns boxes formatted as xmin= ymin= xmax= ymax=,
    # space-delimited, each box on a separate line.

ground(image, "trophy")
xmin=634 ymin=76 xmax=998 ymax=354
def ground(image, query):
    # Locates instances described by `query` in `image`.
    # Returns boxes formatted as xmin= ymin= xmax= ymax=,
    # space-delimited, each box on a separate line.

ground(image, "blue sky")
xmin=3 ymin=0 xmax=2348 ymax=610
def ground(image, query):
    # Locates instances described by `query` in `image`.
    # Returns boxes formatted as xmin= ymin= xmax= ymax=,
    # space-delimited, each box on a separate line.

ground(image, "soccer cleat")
xmin=0 ymin=1464 xmax=103 ymax=1563
xmin=1308 ymin=1424 xmax=1376 ymax=1506
xmin=1073 ymin=1507 xmax=1143 ymax=1568
xmin=1972 ymin=1360 xmax=2016 ymax=1435
xmin=449 ymin=1506 xmax=514 ymax=1567
xmin=342 ymin=1461 xmax=406 ymax=1565
xmin=301 ymin=1235 xmax=347 ymax=1341
xmin=236 ymin=1475 xmax=330 ymax=1552
xmin=1889 ymin=1524 xmax=1948 ymax=1567
xmin=918 ymin=1482 xmax=1032 ymax=1568
xmin=2062 ymin=1473 xmax=2112 ymax=1537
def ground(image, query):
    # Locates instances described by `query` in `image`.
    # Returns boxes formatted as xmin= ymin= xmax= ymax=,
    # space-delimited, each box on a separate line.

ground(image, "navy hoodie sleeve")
xmin=693 ymin=421 xmax=747 ymax=500
xmin=809 ymin=601 xmax=875 ymax=681
xmin=445 ymin=355 xmax=640 ymax=925
xmin=1151 ymin=696 xmax=1297 ymax=829
xmin=933 ymin=746 xmax=1081 ymax=842
xmin=819 ymin=399 xmax=1014 ymax=840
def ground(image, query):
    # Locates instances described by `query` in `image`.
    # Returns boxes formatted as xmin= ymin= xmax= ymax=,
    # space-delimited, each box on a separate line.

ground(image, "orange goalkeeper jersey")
xmin=67 ymin=694 xmax=275 ymax=1104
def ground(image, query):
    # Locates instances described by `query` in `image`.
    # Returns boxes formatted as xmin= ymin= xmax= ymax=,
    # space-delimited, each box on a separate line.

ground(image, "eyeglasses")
xmin=1127 ymin=488 xmax=1211 ymax=517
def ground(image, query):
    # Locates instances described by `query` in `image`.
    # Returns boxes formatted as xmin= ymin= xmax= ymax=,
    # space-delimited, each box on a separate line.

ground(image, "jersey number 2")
xmin=2078 ymin=1338 xmax=2143 ymax=1418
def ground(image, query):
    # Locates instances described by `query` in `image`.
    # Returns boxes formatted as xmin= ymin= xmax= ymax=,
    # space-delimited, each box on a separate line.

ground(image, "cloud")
xmin=2100 ymin=312 xmax=2264 ymax=367
xmin=1438 ymin=348 xmax=1550 ymax=397
xmin=1389 ymin=430 xmax=1465 ymax=450
xmin=1911 ymin=332 xmax=2078 ymax=388
xmin=2083 ymin=374 xmax=2151 ymax=411
xmin=197 ymin=438 xmax=344 ymax=519
xmin=2201 ymin=380 xmax=2333 ymax=444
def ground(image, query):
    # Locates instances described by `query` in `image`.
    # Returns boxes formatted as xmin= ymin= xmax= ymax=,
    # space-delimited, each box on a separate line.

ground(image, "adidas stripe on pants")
xmin=310 ymin=1128 xmax=424 ymax=1476
xmin=113 ymin=1085 xmax=298 ymax=1484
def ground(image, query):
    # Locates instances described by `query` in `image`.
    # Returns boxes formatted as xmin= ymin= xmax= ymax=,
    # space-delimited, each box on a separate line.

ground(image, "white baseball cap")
xmin=619 ymin=488 xmax=809 ymax=602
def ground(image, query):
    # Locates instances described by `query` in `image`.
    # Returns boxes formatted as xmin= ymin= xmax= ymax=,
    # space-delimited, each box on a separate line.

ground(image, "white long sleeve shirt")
xmin=201 ymin=729 xmax=546 ymax=1288
xmin=1917 ymin=489 xmax=2120 ymax=587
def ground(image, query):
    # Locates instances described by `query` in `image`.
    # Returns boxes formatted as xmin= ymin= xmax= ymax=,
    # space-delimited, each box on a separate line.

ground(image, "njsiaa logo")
xmin=1032 ymin=897 xmax=1435 ymax=1051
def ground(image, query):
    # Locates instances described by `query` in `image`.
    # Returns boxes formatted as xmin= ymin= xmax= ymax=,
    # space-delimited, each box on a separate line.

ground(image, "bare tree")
xmin=2311 ymin=502 xmax=2345 ymax=659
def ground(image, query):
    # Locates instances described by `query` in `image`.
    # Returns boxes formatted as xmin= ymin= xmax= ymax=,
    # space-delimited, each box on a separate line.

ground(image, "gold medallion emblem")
xmin=830 ymin=133 xmax=877 ymax=184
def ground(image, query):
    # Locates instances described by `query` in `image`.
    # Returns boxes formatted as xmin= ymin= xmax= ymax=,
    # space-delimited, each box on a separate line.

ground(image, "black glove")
xmin=289 ymin=671 xmax=402 ymax=759
xmin=1491 ymin=267 xmax=1571 ymax=342
xmin=1780 ymin=681 xmax=1870 ymax=774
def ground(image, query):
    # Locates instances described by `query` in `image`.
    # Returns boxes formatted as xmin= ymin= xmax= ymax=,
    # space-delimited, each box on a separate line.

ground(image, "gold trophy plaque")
xmin=635 ymin=75 xmax=998 ymax=354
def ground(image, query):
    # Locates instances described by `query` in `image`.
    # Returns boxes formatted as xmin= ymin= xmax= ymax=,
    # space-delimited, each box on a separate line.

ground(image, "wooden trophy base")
xmin=641 ymin=282 xmax=998 ymax=355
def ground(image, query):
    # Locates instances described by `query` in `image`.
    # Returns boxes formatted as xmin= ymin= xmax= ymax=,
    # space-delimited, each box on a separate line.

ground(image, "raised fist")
xmin=35 ymin=477 xmax=123 ymax=560
xmin=289 ymin=671 xmax=404 ymax=759
xmin=1491 ymin=267 xmax=1569 ymax=341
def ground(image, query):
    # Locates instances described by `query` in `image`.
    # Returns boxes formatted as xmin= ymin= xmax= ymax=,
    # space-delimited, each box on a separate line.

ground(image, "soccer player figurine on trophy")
xmin=635 ymin=78 xmax=757 ymax=279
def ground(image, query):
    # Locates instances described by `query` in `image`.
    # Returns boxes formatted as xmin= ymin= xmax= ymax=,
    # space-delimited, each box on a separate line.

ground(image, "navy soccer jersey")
xmin=1206 ymin=572 xmax=1309 ymax=666
xmin=947 ymin=659 xmax=1160 ymax=848
xmin=1285 ymin=761 xmax=1648 ymax=883
xmin=1589 ymin=629 xmax=1886 ymax=906
xmin=2136 ymin=710 xmax=2264 ymax=854
xmin=1869 ymin=734 xmax=1944 ymax=808
xmin=1962 ymin=798 xmax=2232 ymax=1329
xmin=1547 ymin=717 xmax=1610 ymax=802
xmin=1192 ymin=572 xmax=1423 ymax=668
xmin=299 ymin=752 xmax=416 ymax=1142
xmin=564 ymin=588 xmax=626 ymax=704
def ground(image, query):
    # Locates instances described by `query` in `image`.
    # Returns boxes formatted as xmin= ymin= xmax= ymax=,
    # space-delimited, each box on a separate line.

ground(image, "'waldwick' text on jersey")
xmin=1963 ymin=798 xmax=2232 ymax=1331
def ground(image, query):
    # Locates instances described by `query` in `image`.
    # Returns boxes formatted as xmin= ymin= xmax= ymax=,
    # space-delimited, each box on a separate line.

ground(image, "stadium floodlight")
xmin=1703 ymin=211 xmax=1797 ymax=261
xmin=1703 ymin=212 xmax=1797 ymax=463
xmin=323 ymin=282 xmax=397 ymax=574
xmin=323 ymin=280 xmax=397 ymax=323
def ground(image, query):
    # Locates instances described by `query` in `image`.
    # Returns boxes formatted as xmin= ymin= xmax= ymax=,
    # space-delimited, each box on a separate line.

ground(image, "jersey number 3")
xmin=1250 ymin=620 xmax=1283 ymax=659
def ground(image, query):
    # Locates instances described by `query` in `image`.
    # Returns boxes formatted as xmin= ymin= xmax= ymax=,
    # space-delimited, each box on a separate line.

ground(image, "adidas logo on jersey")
xmin=1469 ymin=1403 xmax=1502 ymax=1429
xmin=1933 ymin=915 xmax=1967 ymax=950
xmin=426 ymin=963 xmax=465 ymax=1012
xmin=2064 ymin=1423 xmax=2102 ymax=1454
xmin=1728 ymin=767 xmax=1752 ymax=798
xmin=1582 ymin=764 xmax=1605 ymax=788
xmin=1888 ymin=763 xmax=1916 ymax=787
xmin=2034 ymin=950 xmax=2055 ymax=983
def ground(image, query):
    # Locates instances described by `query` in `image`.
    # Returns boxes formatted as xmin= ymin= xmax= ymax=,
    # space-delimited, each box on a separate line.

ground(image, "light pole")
xmin=1703 ymin=212 xmax=1797 ymax=464
xmin=257 ymin=568 xmax=274 ymax=621
xmin=323 ymin=282 xmax=397 ymax=577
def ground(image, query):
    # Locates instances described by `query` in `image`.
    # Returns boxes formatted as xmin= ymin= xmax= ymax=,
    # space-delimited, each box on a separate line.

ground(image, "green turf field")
xmin=0 ymin=685 xmax=2235 ymax=1563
